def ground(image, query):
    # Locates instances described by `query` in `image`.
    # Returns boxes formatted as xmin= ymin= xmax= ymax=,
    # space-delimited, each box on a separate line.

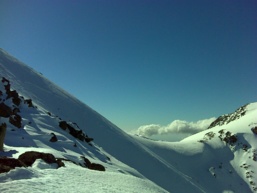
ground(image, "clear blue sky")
xmin=1 ymin=0 xmax=256 ymax=132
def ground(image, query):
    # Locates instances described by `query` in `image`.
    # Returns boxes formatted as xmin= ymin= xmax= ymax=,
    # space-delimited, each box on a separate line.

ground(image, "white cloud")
xmin=136 ymin=117 xmax=216 ymax=137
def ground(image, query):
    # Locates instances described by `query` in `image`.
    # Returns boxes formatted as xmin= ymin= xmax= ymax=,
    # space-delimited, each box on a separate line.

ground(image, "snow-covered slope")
xmin=0 ymin=48 xmax=256 ymax=193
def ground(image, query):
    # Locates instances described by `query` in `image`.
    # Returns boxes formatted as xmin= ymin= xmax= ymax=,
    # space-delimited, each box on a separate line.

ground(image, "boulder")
xmin=18 ymin=151 xmax=56 ymax=166
xmin=50 ymin=133 xmax=58 ymax=142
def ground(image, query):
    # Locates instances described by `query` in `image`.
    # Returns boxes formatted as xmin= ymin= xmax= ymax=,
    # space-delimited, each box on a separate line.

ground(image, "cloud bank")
xmin=136 ymin=117 xmax=216 ymax=137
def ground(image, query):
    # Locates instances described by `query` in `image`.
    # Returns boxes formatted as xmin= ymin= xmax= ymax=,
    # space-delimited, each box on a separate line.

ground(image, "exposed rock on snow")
xmin=0 ymin=151 xmax=64 ymax=174
xmin=0 ymin=157 xmax=25 ymax=173
xmin=208 ymin=104 xmax=248 ymax=128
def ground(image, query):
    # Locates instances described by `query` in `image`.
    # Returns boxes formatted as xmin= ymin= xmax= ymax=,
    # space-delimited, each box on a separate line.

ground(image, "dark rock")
xmin=81 ymin=156 xmax=105 ymax=171
xmin=4 ymin=84 xmax=10 ymax=92
xmin=2 ymin=77 xmax=10 ymax=84
xmin=56 ymin=158 xmax=65 ymax=168
xmin=59 ymin=121 xmax=68 ymax=130
xmin=9 ymin=114 xmax=22 ymax=128
xmin=24 ymin=99 xmax=33 ymax=107
xmin=6 ymin=90 xmax=19 ymax=100
xmin=0 ymin=102 xmax=12 ymax=117
xmin=59 ymin=121 xmax=93 ymax=143
xmin=0 ymin=123 xmax=7 ymax=151
xmin=50 ymin=133 xmax=58 ymax=142
xmin=12 ymin=96 xmax=21 ymax=106
xmin=251 ymin=127 xmax=257 ymax=135
xmin=0 ymin=151 xmax=66 ymax=174
xmin=90 ymin=163 xmax=105 ymax=171
xmin=0 ymin=157 xmax=25 ymax=173
xmin=208 ymin=104 xmax=248 ymax=129
xmin=82 ymin=156 xmax=91 ymax=167
xmin=18 ymin=151 xmax=56 ymax=167
xmin=12 ymin=107 xmax=20 ymax=114
xmin=223 ymin=131 xmax=237 ymax=145
xmin=85 ymin=137 xmax=94 ymax=143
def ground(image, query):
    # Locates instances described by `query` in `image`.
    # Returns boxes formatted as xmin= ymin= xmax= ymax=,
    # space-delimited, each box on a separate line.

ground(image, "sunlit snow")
xmin=0 ymin=48 xmax=256 ymax=192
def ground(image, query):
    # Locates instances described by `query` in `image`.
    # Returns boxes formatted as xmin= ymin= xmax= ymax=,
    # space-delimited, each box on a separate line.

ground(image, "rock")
xmin=59 ymin=121 xmax=68 ymax=130
xmin=56 ymin=158 xmax=65 ymax=168
xmin=0 ymin=123 xmax=7 ymax=151
xmin=0 ymin=157 xmax=25 ymax=173
xmin=2 ymin=77 xmax=10 ymax=85
xmin=85 ymin=136 xmax=94 ymax=143
xmin=90 ymin=163 xmax=105 ymax=171
xmin=9 ymin=114 xmax=22 ymax=128
xmin=0 ymin=151 xmax=66 ymax=174
xmin=6 ymin=90 xmax=19 ymax=99
xmin=50 ymin=133 xmax=58 ymax=142
xmin=81 ymin=156 xmax=105 ymax=171
xmin=12 ymin=96 xmax=21 ymax=106
xmin=82 ymin=156 xmax=91 ymax=167
xmin=24 ymin=99 xmax=33 ymax=107
xmin=18 ymin=151 xmax=56 ymax=167
xmin=0 ymin=102 xmax=12 ymax=118
xmin=251 ymin=127 xmax=257 ymax=135
xmin=12 ymin=107 xmax=20 ymax=114
xmin=59 ymin=121 xmax=93 ymax=142
xmin=208 ymin=104 xmax=248 ymax=129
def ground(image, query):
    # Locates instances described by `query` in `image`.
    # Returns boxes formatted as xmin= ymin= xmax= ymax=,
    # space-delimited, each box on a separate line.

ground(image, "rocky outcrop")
xmin=81 ymin=156 xmax=105 ymax=171
xmin=18 ymin=151 xmax=63 ymax=167
xmin=0 ymin=103 xmax=12 ymax=118
xmin=0 ymin=151 xmax=65 ymax=174
xmin=59 ymin=121 xmax=93 ymax=143
xmin=24 ymin=99 xmax=33 ymax=107
xmin=9 ymin=114 xmax=22 ymax=128
xmin=0 ymin=151 xmax=105 ymax=174
xmin=208 ymin=104 xmax=248 ymax=129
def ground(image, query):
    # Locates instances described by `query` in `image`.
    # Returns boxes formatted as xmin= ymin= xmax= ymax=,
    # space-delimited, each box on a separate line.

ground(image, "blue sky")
xmin=1 ymin=0 xmax=256 ymax=132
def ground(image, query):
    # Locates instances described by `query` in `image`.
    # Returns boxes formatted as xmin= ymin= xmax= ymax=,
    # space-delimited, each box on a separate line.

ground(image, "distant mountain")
xmin=0 ymin=48 xmax=256 ymax=193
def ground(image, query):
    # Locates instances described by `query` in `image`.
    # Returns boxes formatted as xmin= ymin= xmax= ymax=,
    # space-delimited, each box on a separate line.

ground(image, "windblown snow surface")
xmin=0 ymin=48 xmax=257 ymax=193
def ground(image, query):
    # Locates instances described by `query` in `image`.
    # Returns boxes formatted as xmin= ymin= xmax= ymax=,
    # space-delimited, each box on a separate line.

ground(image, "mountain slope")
xmin=0 ymin=48 xmax=256 ymax=192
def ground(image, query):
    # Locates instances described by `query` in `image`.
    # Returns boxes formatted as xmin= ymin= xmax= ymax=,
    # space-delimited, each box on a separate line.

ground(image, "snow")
xmin=0 ymin=48 xmax=257 ymax=192
xmin=0 ymin=161 xmax=165 ymax=193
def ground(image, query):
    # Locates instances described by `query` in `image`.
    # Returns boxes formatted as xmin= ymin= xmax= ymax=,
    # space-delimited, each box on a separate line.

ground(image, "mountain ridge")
xmin=0 ymin=48 xmax=256 ymax=192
